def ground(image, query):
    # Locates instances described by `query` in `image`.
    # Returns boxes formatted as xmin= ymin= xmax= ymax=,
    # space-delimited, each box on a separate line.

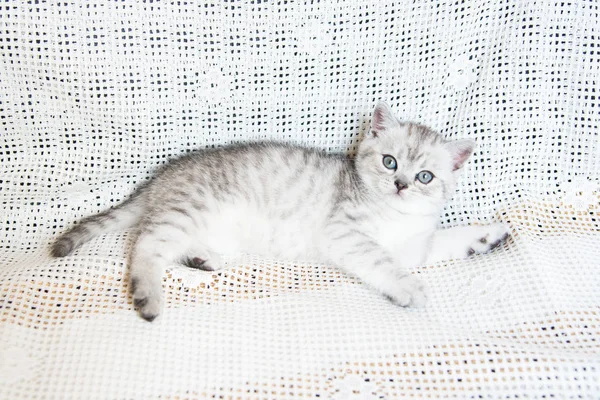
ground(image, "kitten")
xmin=52 ymin=102 xmax=509 ymax=321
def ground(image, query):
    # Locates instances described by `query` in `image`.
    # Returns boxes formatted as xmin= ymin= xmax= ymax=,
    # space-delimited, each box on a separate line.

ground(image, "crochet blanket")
xmin=1 ymin=1 xmax=598 ymax=398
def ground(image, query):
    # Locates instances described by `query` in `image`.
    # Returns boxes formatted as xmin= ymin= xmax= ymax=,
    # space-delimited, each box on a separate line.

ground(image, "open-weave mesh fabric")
xmin=1 ymin=1 xmax=599 ymax=398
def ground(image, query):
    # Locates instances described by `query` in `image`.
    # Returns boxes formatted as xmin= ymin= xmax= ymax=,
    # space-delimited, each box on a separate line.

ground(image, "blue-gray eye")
xmin=416 ymin=170 xmax=434 ymax=184
xmin=382 ymin=155 xmax=397 ymax=170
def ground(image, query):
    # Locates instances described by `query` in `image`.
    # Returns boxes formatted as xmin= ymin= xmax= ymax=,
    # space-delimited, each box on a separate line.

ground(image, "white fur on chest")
xmin=368 ymin=211 xmax=438 ymax=268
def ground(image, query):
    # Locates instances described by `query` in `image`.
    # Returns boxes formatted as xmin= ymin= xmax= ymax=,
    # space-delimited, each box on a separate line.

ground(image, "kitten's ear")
xmin=370 ymin=101 xmax=399 ymax=137
xmin=445 ymin=139 xmax=476 ymax=171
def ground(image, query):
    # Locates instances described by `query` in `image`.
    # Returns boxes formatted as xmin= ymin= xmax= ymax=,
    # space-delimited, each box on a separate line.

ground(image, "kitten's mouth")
xmin=394 ymin=181 xmax=408 ymax=197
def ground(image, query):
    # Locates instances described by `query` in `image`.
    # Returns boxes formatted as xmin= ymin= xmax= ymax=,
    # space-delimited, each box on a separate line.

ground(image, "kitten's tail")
xmin=51 ymin=193 xmax=145 ymax=258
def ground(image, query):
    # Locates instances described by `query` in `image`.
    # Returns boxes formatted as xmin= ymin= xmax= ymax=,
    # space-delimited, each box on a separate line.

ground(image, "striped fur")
xmin=52 ymin=102 xmax=509 ymax=321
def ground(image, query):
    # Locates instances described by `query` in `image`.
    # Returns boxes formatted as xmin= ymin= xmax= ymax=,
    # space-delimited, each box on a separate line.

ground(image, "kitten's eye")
xmin=382 ymin=155 xmax=397 ymax=170
xmin=416 ymin=170 xmax=434 ymax=184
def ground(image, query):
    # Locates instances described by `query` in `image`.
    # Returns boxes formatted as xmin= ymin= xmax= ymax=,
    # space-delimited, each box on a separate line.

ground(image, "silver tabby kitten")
xmin=52 ymin=102 xmax=509 ymax=321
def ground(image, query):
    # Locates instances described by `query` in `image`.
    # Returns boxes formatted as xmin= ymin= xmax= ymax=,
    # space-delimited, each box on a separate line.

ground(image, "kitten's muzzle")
xmin=394 ymin=179 xmax=408 ymax=193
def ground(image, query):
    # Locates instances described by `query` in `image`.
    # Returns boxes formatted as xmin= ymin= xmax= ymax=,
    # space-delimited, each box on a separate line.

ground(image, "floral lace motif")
xmin=457 ymin=271 xmax=510 ymax=307
xmin=330 ymin=374 xmax=381 ymax=399
xmin=561 ymin=176 xmax=599 ymax=211
xmin=447 ymin=54 xmax=479 ymax=91
xmin=295 ymin=16 xmax=329 ymax=55
xmin=168 ymin=264 xmax=215 ymax=288
xmin=189 ymin=67 xmax=234 ymax=105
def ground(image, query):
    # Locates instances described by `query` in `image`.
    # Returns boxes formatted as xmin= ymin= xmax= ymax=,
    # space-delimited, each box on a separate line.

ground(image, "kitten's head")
xmin=356 ymin=102 xmax=475 ymax=215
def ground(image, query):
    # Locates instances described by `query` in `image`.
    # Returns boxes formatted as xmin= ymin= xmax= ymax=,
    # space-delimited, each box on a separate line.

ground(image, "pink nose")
xmin=394 ymin=180 xmax=408 ymax=192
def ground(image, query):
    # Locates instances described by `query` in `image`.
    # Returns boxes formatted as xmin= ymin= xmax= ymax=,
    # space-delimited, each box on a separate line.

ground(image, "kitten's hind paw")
xmin=467 ymin=223 xmax=510 ymax=256
xmin=181 ymin=251 xmax=223 ymax=272
xmin=386 ymin=275 xmax=427 ymax=308
xmin=130 ymin=277 xmax=162 ymax=322
xmin=182 ymin=257 xmax=213 ymax=271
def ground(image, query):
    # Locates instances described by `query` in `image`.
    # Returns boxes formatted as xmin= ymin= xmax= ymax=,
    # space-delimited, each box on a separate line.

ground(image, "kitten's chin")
xmin=388 ymin=194 xmax=443 ymax=216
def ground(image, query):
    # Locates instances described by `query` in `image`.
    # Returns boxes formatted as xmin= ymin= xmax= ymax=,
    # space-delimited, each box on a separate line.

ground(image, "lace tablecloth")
xmin=1 ymin=1 xmax=598 ymax=398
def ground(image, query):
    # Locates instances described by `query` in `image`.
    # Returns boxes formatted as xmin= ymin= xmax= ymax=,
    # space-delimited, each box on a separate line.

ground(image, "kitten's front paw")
xmin=387 ymin=275 xmax=427 ymax=308
xmin=130 ymin=277 xmax=162 ymax=322
xmin=182 ymin=251 xmax=224 ymax=272
xmin=467 ymin=223 xmax=510 ymax=257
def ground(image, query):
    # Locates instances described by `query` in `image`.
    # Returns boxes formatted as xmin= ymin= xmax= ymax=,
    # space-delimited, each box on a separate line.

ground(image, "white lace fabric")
xmin=1 ymin=1 xmax=599 ymax=398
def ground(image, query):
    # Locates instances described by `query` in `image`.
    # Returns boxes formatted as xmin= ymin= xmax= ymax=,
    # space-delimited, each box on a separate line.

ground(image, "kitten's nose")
xmin=394 ymin=179 xmax=408 ymax=192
